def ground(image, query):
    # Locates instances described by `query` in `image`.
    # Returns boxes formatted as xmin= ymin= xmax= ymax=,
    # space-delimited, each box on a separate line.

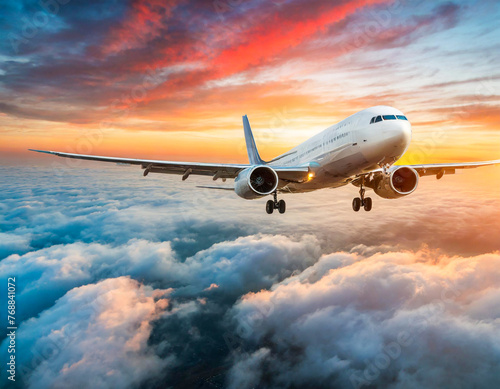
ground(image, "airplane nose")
xmin=381 ymin=120 xmax=412 ymax=158
xmin=397 ymin=121 xmax=412 ymax=146
xmin=359 ymin=118 xmax=412 ymax=164
xmin=385 ymin=121 xmax=411 ymax=146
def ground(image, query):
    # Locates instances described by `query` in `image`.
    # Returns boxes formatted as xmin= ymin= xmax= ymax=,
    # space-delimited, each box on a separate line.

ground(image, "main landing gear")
xmin=266 ymin=192 xmax=286 ymax=214
xmin=353 ymin=182 xmax=372 ymax=212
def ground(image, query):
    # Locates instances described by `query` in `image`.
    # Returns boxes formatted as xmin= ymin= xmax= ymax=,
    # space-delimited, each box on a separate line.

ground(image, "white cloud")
xmin=12 ymin=277 xmax=173 ymax=389
xmin=0 ymin=232 xmax=31 ymax=258
xmin=1 ymin=234 xmax=320 ymax=321
xmin=228 ymin=250 xmax=500 ymax=388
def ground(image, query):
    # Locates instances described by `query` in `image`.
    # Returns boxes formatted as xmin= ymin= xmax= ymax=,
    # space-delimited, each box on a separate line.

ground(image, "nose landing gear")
xmin=353 ymin=180 xmax=372 ymax=212
xmin=266 ymin=192 xmax=286 ymax=214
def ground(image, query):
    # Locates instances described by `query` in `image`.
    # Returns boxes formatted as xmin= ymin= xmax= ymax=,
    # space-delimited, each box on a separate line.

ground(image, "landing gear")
xmin=278 ymin=199 xmax=286 ymax=214
xmin=352 ymin=179 xmax=373 ymax=212
xmin=266 ymin=200 xmax=274 ymax=214
xmin=363 ymin=197 xmax=372 ymax=212
xmin=266 ymin=192 xmax=286 ymax=214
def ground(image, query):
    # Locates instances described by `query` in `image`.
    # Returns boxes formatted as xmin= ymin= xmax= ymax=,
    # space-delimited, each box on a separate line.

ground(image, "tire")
xmin=278 ymin=200 xmax=286 ymax=214
xmin=364 ymin=197 xmax=373 ymax=212
xmin=266 ymin=200 xmax=274 ymax=214
xmin=352 ymin=198 xmax=361 ymax=212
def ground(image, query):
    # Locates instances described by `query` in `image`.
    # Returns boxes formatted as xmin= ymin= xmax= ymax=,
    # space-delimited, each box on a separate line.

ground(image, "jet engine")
xmin=370 ymin=166 xmax=419 ymax=199
xmin=234 ymin=166 xmax=279 ymax=199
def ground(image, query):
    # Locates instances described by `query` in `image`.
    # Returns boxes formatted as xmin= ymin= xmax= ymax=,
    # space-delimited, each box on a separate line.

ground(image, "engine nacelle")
xmin=371 ymin=166 xmax=419 ymax=199
xmin=234 ymin=166 xmax=279 ymax=200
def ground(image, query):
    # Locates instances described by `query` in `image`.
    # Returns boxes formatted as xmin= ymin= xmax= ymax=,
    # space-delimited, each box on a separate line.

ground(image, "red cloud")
xmin=101 ymin=0 xmax=180 ymax=56
xmin=124 ymin=0 xmax=393 ymax=107
xmin=212 ymin=0 xmax=389 ymax=76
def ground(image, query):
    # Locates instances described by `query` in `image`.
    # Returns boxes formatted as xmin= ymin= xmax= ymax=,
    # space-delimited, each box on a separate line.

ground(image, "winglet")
xmin=28 ymin=149 xmax=55 ymax=155
xmin=242 ymin=115 xmax=265 ymax=165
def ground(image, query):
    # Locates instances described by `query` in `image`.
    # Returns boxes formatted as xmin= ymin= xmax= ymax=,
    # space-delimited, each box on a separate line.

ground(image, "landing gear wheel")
xmin=364 ymin=197 xmax=372 ymax=212
xmin=266 ymin=192 xmax=287 ymax=214
xmin=278 ymin=199 xmax=286 ymax=214
xmin=353 ymin=176 xmax=373 ymax=212
xmin=352 ymin=198 xmax=361 ymax=212
xmin=266 ymin=200 xmax=274 ymax=214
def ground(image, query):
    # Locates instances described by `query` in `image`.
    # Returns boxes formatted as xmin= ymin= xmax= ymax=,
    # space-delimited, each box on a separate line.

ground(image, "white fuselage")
xmin=269 ymin=106 xmax=412 ymax=192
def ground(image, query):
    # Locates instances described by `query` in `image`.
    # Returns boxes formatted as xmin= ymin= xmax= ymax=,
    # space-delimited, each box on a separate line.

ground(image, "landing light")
xmin=308 ymin=173 xmax=315 ymax=180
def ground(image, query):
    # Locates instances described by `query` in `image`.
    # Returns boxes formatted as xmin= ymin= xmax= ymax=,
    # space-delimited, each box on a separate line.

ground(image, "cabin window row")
xmin=370 ymin=115 xmax=408 ymax=124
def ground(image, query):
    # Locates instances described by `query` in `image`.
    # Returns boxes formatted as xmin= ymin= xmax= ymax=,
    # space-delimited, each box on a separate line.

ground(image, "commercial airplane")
xmin=30 ymin=106 xmax=500 ymax=214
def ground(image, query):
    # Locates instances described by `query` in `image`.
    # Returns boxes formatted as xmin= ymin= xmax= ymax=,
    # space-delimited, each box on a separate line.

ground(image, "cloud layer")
xmin=0 ymin=163 xmax=499 ymax=389
xmin=228 ymin=250 xmax=500 ymax=388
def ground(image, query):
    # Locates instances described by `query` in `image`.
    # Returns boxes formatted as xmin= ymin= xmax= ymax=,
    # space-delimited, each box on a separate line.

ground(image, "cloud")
xmin=0 ymin=232 xmax=31 ymax=259
xmin=429 ymin=103 xmax=500 ymax=128
xmin=6 ymin=277 xmax=172 ymax=389
xmin=227 ymin=348 xmax=271 ymax=389
xmin=0 ymin=101 xmax=95 ymax=124
xmin=1 ymin=164 xmax=500 ymax=388
xmin=2 ymin=164 xmax=500 ymax=259
xmin=0 ymin=230 xmax=320 ymax=322
xmin=1 ymin=0 xmax=500 ymax=386
xmin=211 ymin=0 xmax=391 ymax=75
xmin=1 ymin=0 xmax=398 ymax=125
xmin=227 ymin=249 xmax=500 ymax=388
xmin=100 ymin=0 xmax=179 ymax=56
xmin=2 ymin=0 xmax=498 ymax=165
xmin=0 ymin=239 xmax=175 ymax=321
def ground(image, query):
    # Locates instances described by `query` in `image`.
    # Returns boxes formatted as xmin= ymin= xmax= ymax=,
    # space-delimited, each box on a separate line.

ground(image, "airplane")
xmin=30 ymin=105 xmax=500 ymax=215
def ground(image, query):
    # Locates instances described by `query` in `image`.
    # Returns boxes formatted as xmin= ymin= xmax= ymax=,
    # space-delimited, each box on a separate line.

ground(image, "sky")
xmin=0 ymin=0 xmax=499 ymax=164
xmin=1 ymin=1 xmax=500 ymax=389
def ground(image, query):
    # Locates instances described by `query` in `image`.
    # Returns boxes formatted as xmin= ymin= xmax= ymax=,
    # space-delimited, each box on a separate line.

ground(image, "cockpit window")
xmin=370 ymin=114 xmax=408 ymax=124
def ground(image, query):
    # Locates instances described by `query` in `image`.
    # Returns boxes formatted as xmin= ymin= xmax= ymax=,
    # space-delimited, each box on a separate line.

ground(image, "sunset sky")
xmin=1 ymin=0 xmax=499 ymax=164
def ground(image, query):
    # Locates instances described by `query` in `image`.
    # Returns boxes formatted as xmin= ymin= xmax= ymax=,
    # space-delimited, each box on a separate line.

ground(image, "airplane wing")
xmin=353 ymin=159 xmax=500 ymax=186
xmin=28 ymin=149 xmax=310 ymax=182
xmin=404 ymin=159 xmax=500 ymax=177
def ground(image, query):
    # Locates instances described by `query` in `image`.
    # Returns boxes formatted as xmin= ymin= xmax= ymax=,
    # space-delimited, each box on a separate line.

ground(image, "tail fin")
xmin=243 ymin=115 xmax=265 ymax=165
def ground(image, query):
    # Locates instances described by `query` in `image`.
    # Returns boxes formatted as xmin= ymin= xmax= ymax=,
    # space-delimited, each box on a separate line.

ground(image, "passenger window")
xmin=374 ymin=116 xmax=382 ymax=123
xmin=382 ymin=115 xmax=397 ymax=120
xmin=396 ymin=115 xmax=408 ymax=121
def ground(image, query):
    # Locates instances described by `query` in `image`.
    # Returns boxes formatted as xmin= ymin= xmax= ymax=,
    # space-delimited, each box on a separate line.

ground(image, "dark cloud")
xmin=0 ymin=102 xmax=94 ymax=124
